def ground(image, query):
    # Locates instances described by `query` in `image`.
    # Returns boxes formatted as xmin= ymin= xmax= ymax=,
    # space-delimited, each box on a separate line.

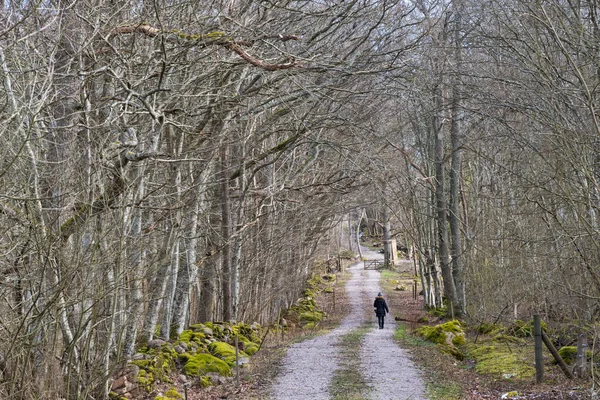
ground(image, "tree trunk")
xmin=220 ymin=144 xmax=233 ymax=321
xmin=433 ymin=79 xmax=458 ymax=314
xmin=449 ymin=0 xmax=466 ymax=317
xmin=172 ymin=164 xmax=213 ymax=335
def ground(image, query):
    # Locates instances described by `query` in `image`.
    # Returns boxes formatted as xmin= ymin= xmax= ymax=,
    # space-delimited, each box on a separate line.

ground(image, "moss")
xmin=417 ymin=320 xmax=463 ymax=344
xmin=201 ymin=31 xmax=225 ymax=39
xmin=137 ymin=369 xmax=154 ymax=391
xmin=452 ymin=335 xmax=466 ymax=346
xmin=179 ymin=329 xmax=206 ymax=344
xmin=509 ymin=319 xmax=547 ymax=337
xmin=557 ymin=346 xmax=577 ymax=364
xmin=303 ymin=322 xmax=316 ymax=330
xmin=416 ymin=320 xmax=466 ymax=359
xmin=108 ymin=392 xmax=128 ymax=400
xmin=178 ymin=330 xmax=193 ymax=342
xmin=199 ymin=375 xmax=212 ymax=387
xmin=233 ymin=323 xmax=261 ymax=343
xmin=189 ymin=323 xmax=204 ymax=331
xmin=204 ymin=322 xmax=224 ymax=338
xmin=183 ymin=353 xmax=232 ymax=377
xmin=165 ymin=388 xmax=182 ymax=399
xmin=492 ymin=333 xmax=526 ymax=344
xmin=244 ymin=342 xmax=259 ymax=355
xmin=439 ymin=320 xmax=463 ymax=333
xmin=416 ymin=325 xmax=447 ymax=345
xmin=299 ymin=310 xmax=324 ymax=323
xmin=208 ymin=341 xmax=248 ymax=365
xmin=154 ymin=350 xmax=175 ymax=383
xmin=477 ymin=322 xmax=502 ymax=335
xmin=465 ymin=344 xmax=535 ymax=379
xmin=430 ymin=306 xmax=447 ymax=317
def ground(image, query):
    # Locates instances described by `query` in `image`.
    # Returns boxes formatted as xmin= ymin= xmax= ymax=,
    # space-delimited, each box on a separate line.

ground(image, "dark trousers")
xmin=378 ymin=315 xmax=385 ymax=329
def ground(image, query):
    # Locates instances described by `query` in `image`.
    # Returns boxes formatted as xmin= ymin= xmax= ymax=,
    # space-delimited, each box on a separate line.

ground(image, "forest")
xmin=1 ymin=0 xmax=600 ymax=398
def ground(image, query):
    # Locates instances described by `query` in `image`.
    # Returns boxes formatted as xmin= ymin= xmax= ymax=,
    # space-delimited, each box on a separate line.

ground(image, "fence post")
xmin=534 ymin=314 xmax=544 ymax=383
xmin=235 ymin=335 xmax=240 ymax=386
xmin=333 ymin=288 xmax=336 ymax=311
xmin=575 ymin=334 xmax=588 ymax=378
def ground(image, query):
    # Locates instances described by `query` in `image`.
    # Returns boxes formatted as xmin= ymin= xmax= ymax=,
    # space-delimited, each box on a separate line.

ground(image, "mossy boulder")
xmin=243 ymin=342 xmax=259 ymax=355
xmin=299 ymin=310 xmax=325 ymax=323
xmin=208 ymin=341 xmax=248 ymax=366
xmin=154 ymin=387 xmax=183 ymax=400
xmin=233 ymin=323 xmax=261 ymax=343
xmin=203 ymin=323 xmax=224 ymax=338
xmin=182 ymin=353 xmax=232 ymax=377
xmin=466 ymin=344 xmax=535 ymax=379
xmin=178 ymin=329 xmax=206 ymax=346
xmin=556 ymin=346 xmax=585 ymax=365
xmin=417 ymin=320 xmax=464 ymax=345
xmin=416 ymin=320 xmax=466 ymax=359
xmin=137 ymin=369 xmax=154 ymax=391
xmin=233 ymin=334 xmax=260 ymax=356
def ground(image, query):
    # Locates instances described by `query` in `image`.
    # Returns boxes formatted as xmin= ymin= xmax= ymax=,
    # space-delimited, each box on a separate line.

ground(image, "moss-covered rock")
xmin=178 ymin=329 xmax=207 ymax=346
xmin=557 ymin=346 xmax=577 ymax=364
xmin=299 ymin=310 xmax=324 ymax=323
xmin=416 ymin=320 xmax=466 ymax=359
xmin=203 ymin=322 xmax=224 ymax=338
xmin=137 ymin=369 xmax=154 ymax=391
xmin=183 ymin=353 xmax=232 ymax=377
xmin=466 ymin=344 xmax=535 ymax=379
xmin=244 ymin=342 xmax=259 ymax=355
xmin=303 ymin=322 xmax=316 ymax=330
xmin=153 ymin=387 xmax=183 ymax=400
xmin=207 ymin=341 xmax=249 ymax=366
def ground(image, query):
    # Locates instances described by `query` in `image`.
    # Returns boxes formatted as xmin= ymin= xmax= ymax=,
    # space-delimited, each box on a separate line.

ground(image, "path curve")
xmin=270 ymin=248 xmax=427 ymax=400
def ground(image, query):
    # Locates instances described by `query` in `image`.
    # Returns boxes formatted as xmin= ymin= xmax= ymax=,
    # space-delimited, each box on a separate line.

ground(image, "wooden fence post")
xmin=541 ymin=331 xmax=574 ymax=379
xmin=235 ymin=335 xmax=240 ymax=386
xmin=534 ymin=315 xmax=544 ymax=383
xmin=575 ymin=334 xmax=588 ymax=378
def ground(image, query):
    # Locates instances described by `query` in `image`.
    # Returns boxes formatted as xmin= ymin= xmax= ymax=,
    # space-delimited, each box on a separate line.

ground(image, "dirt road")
xmin=270 ymin=248 xmax=427 ymax=399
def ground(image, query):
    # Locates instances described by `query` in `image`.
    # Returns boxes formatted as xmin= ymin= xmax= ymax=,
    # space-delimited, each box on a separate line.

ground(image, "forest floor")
xmin=184 ymin=249 xmax=593 ymax=400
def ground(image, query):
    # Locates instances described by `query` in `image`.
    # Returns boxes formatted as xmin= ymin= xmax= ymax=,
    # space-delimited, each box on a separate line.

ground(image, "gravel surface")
xmin=270 ymin=248 xmax=428 ymax=400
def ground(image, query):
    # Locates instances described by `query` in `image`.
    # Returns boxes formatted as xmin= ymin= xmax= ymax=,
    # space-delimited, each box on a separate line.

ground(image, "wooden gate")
xmin=363 ymin=260 xmax=385 ymax=270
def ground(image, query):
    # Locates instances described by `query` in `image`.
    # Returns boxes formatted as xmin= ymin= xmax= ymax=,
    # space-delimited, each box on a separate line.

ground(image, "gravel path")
xmin=270 ymin=248 xmax=428 ymax=400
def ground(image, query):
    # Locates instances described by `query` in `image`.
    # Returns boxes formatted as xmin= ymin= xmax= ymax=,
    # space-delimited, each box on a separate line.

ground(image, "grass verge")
xmin=329 ymin=325 xmax=373 ymax=400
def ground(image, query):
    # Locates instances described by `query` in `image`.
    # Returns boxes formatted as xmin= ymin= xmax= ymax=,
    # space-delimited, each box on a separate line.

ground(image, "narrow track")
xmin=270 ymin=248 xmax=427 ymax=400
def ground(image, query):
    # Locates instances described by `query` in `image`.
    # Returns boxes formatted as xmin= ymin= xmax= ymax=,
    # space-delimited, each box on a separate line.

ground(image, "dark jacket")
xmin=374 ymin=296 xmax=389 ymax=317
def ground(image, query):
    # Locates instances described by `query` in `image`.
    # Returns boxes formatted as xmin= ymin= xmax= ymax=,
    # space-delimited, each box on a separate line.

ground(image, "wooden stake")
xmin=542 ymin=331 xmax=574 ymax=379
xmin=534 ymin=315 xmax=544 ymax=383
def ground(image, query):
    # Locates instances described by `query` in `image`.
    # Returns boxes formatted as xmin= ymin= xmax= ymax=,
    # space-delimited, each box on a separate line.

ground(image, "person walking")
xmin=374 ymin=292 xmax=389 ymax=329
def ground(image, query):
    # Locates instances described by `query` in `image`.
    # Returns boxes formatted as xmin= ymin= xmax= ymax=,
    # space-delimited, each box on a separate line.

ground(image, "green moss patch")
xmin=465 ymin=344 xmax=535 ymax=379
xmin=508 ymin=319 xmax=547 ymax=338
xmin=416 ymin=320 xmax=466 ymax=360
xmin=208 ymin=341 xmax=248 ymax=366
xmin=557 ymin=346 xmax=576 ymax=364
xmin=183 ymin=353 xmax=232 ymax=377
